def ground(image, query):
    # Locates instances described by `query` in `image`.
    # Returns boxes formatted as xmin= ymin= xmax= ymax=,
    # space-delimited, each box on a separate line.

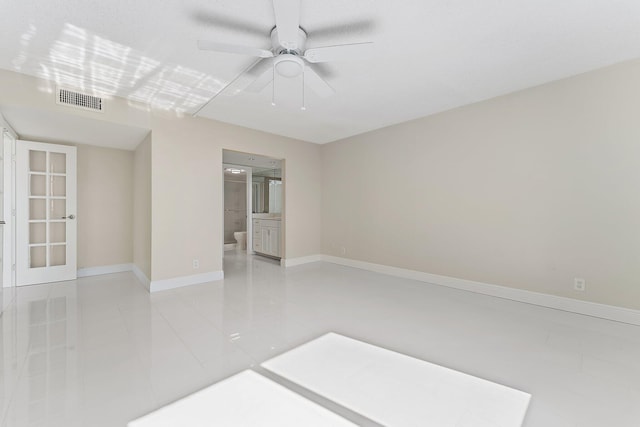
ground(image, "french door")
xmin=16 ymin=141 xmax=77 ymax=286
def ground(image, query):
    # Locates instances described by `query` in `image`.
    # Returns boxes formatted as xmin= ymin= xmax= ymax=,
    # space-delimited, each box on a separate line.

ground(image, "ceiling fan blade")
xmin=304 ymin=66 xmax=334 ymax=98
xmin=197 ymin=40 xmax=273 ymax=58
xmin=303 ymin=42 xmax=374 ymax=63
xmin=273 ymin=0 xmax=301 ymax=49
xmin=305 ymin=18 xmax=376 ymax=39
xmin=246 ymin=58 xmax=276 ymax=93
xmin=191 ymin=11 xmax=267 ymax=38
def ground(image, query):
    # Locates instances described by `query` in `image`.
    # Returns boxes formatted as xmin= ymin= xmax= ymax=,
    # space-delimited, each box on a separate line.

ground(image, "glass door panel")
xmin=27 ymin=150 xmax=67 ymax=270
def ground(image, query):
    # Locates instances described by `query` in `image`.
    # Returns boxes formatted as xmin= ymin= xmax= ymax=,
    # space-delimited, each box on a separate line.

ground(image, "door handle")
xmin=62 ymin=214 xmax=76 ymax=220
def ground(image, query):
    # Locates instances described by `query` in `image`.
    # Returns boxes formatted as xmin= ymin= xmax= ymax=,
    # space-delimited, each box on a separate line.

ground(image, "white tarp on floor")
xmin=263 ymin=333 xmax=531 ymax=427
xmin=131 ymin=333 xmax=530 ymax=426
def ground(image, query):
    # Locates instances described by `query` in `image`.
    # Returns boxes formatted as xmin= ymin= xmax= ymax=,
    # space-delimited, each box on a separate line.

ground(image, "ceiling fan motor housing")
xmin=271 ymin=27 xmax=307 ymax=55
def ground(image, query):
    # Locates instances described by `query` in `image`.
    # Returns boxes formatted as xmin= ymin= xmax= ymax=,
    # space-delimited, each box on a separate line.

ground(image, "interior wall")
xmin=0 ymin=70 xmax=323 ymax=284
xmin=321 ymin=59 xmax=640 ymax=310
xmin=77 ymin=144 xmax=133 ymax=269
xmin=133 ymin=133 xmax=152 ymax=279
xmin=151 ymin=112 xmax=322 ymax=281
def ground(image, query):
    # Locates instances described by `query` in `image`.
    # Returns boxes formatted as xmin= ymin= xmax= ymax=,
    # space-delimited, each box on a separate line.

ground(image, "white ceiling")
xmin=2 ymin=0 xmax=640 ymax=144
xmin=1 ymin=105 xmax=150 ymax=150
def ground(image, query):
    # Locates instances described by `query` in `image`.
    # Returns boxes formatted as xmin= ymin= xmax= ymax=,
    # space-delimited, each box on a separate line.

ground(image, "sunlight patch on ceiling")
xmin=19 ymin=23 xmax=223 ymax=113
xmin=13 ymin=23 xmax=38 ymax=72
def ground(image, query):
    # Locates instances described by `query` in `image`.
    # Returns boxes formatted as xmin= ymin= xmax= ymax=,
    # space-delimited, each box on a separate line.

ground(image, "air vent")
xmin=56 ymin=88 xmax=103 ymax=112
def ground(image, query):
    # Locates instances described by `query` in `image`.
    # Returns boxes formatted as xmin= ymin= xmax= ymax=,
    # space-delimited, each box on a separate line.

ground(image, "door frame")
xmin=220 ymin=151 xmax=286 ymax=270
xmin=1 ymin=126 xmax=16 ymax=287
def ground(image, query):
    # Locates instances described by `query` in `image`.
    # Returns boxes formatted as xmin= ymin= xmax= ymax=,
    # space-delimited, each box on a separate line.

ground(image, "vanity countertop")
xmin=252 ymin=214 xmax=281 ymax=220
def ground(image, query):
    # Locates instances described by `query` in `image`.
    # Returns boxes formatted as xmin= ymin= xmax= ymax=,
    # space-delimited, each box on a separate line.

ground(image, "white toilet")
xmin=233 ymin=231 xmax=247 ymax=251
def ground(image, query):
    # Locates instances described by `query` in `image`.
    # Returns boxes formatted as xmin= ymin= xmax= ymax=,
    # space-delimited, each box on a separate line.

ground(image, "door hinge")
xmin=12 ymin=264 xmax=15 ymax=271
xmin=12 ymin=209 xmax=15 ymax=216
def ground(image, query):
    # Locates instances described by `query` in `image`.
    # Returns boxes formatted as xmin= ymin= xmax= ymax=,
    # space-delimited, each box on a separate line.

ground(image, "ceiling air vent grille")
xmin=56 ymin=88 xmax=103 ymax=112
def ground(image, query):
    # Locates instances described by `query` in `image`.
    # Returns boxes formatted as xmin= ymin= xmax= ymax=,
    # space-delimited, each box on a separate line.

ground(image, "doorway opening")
xmin=222 ymin=150 xmax=284 ymax=268
xmin=223 ymin=164 xmax=250 ymax=252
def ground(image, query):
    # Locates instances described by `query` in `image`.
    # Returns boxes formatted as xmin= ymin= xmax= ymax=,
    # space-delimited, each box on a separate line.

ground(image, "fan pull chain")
xmin=271 ymin=62 xmax=276 ymax=106
xmin=301 ymin=65 xmax=306 ymax=111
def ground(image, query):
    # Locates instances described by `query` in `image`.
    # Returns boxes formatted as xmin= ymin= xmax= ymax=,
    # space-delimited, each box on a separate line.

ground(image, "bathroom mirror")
xmin=252 ymin=177 xmax=265 ymax=213
xmin=252 ymin=168 xmax=281 ymax=213
xmin=267 ymin=178 xmax=282 ymax=214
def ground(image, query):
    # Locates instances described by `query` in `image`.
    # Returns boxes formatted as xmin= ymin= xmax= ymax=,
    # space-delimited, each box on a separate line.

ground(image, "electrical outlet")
xmin=193 ymin=259 xmax=199 ymax=269
xmin=574 ymin=278 xmax=585 ymax=291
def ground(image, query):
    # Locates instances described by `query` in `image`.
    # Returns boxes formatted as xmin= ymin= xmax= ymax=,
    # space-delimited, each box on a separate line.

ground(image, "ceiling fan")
xmin=196 ymin=0 xmax=374 ymax=107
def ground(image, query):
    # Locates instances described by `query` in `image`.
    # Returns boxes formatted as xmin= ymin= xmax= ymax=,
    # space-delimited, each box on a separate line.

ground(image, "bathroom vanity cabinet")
xmin=252 ymin=218 xmax=281 ymax=258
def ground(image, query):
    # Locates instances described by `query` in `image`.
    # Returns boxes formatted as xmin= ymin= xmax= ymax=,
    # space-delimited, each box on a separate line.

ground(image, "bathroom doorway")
xmin=223 ymin=164 xmax=251 ymax=252
xmin=222 ymin=150 xmax=284 ymax=263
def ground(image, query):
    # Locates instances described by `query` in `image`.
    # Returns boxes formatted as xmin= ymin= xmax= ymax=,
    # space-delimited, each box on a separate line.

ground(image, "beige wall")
xmin=77 ymin=144 xmax=133 ymax=268
xmin=150 ymin=113 xmax=322 ymax=281
xmin=322 ymin=59 xmax=640 ymax=310
xmin=0 ymin=70 xmax=323 ymax=283
xmin=7 ymin=62 xmax=639 ymax=311
xmin=133 ymin=133 xmax=152 ymax=279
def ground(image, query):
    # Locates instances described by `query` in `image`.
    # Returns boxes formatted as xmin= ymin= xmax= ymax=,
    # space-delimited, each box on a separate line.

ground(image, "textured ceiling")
xmin=2 ymin=0 xmax=640 ymax=144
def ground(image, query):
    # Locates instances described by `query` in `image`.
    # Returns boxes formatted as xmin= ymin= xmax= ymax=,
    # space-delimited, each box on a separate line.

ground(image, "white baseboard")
xmin=150 ymin=270 xmax=224 ymax=293
xmin=321 ymin=255 xmax=640 ymax=326
xmin=77 ymin=263 xmax=133 ymax=278
xmin=281 ymin=254 xmax=323 ymax=267
xmin=132 ymin=264 xmax=151 ymax=291
xmin=224 ymin=243 xmax=237 ymax=251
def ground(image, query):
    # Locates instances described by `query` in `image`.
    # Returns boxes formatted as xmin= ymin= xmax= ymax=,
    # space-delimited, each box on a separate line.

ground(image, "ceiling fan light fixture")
xmin=274 ymin=54 xmax=304 ymax=78
xmin=195 ymin=2 xmax=369 ymax=109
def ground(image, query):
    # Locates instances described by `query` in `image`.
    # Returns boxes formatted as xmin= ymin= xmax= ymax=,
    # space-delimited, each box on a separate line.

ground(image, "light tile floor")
xmin=1 ymin=251 xmax=639 ymax=426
